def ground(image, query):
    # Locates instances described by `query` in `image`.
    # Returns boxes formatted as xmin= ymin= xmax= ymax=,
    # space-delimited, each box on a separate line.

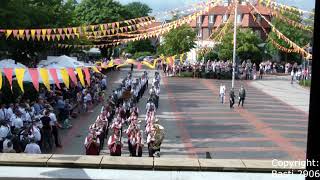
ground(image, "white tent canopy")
xmin=38 ymin=55 xmax=85 ymax=68
xmin=0 ymin=59 xmax=27 ymax=69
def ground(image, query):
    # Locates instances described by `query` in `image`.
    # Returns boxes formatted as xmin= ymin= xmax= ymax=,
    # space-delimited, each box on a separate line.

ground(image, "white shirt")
xmin=12 ymin=117 xmax=23 ymax=129
xmin=6 ymin=107 xmax=14 ymax=119
xmin=84 ymin=94 xmax=92 ymax=103
xmin=22 ymin=112 xmax=32 ymax=122
xmin=0 ymin=108 xmax=8 ymax=121
xmin=31 ymin=126 xmax=41 ymax=142
xmin=24 ymin=143 xmax=41 ymax=154
xmin=49 ymin=112 xmax=57 ymax=126
xmin=0 ymin=125 xmax=10 ymax=140
xmin=3 ymin=139 xmax=13 ymax=152
xmin=219 ymin=86 xmax=226 ymax=95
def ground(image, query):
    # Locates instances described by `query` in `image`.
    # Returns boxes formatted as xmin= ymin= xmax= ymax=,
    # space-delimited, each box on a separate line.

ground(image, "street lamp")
xmin=231 ymin=0 xmax=238 ymax=89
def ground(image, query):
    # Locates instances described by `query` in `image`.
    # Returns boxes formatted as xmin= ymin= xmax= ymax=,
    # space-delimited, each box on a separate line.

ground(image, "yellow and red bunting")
xmin=15 ymin=68 xmax=26 ymax=92
xmin=3 ymin=68 xmax=13 ymax=88
xmin=48 ymin=68 xmax=61 ymax=89
xmin=39 ymin=68 xmax=50 ymax=91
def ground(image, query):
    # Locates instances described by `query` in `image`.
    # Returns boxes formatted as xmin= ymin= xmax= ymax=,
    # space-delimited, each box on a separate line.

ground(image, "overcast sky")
xmin=117 ymin=0 xmax=315 ymax=14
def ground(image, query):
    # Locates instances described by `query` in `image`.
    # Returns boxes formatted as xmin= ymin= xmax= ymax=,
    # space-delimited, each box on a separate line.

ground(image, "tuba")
xmin=152 ymin=124 xmax=165 ymax=150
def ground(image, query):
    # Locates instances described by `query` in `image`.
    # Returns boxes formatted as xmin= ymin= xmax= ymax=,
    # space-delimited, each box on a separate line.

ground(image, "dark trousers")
xmin=128 ymin=140 xmax=133 ymax=156
xmin=52 ymin=126 xmax=60 ymax=146
xmin=238 ymin=98 xmax=245 ymax=107
xmin=230 ymin=98 xmax=235 ymax=108
xmin=137 ymin=146 xmax=143 ymax=157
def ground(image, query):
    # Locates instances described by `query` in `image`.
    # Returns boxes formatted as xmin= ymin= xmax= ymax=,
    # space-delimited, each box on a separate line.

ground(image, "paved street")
xmin=54 ymin=69 xmax=309 ymax=160
xmin=160 ymin=76 xmax=308 ymax=160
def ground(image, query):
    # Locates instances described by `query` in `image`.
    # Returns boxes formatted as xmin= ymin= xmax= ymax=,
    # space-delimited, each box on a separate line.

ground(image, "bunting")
xmin=75 ymin=68 xmax=85 ymax=87
xmin=83 ymin=68 xmax=91 ymax=87
xmin=67 ymin=68 xmax=78 ymax=86
xmin=3 ymin=68 xmax=13 ymax=89
xmin=39 ymin=68 xmax=50 ymax=91
xmin=15 ymin=68 xmax=26 ymax=92
xmin=28 ymin=68 xmax=40 ymax=91
xmin=60 ymin=68 xmax=70 ymax=89
xmin=49 ymin=68 xmax=61 ymax=89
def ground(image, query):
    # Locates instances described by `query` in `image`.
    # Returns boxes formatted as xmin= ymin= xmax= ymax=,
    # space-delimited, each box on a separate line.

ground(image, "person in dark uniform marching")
xmin=130 ymin=64 xmax=134 ymax=72
xmin=229 ymin=88 xmax=235 ymax=108
xmin=238 ymin=85 xmax=246 ymax=107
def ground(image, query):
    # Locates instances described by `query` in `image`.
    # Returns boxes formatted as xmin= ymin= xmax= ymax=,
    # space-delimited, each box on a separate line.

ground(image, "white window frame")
xmin=209 ymin=15 xmax=215 ymax=24
xmin=198 ymin=16 xmax=202 ymax=25
xmin=223 ymin=15 xmax=228 ymax=23
xmin=197 ymin=29 xmax=202 ymax=37
xmin=237 ymin=14 xmax=242 ymax=24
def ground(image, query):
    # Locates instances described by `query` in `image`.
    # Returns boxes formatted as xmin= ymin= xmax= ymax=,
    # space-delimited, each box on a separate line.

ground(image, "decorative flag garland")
xmin=248 ymin=1 xmax=312 ymax=59
xmin=2 ymin=16 xmax=155 ymax=41
xmin=0 ymin=66 xmax=101 ymax=93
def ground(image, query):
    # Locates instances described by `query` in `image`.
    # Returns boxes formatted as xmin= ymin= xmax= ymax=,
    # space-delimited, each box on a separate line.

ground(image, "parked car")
xmin=137 ymin=56 xmax=145 ymax=61
xmin=144 ymin=56 xmax=154 ymax=62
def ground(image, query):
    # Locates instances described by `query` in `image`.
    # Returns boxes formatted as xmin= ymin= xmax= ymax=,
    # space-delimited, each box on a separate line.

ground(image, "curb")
xmin=0 ymin=154 xmax=305 ymax=173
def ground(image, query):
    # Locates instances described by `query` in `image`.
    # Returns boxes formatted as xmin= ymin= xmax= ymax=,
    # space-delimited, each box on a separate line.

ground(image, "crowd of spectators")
xmin=160 ymin=59 xmax=310 ymax=81
xmin=0 ymin=70 xmax=107 ymax=154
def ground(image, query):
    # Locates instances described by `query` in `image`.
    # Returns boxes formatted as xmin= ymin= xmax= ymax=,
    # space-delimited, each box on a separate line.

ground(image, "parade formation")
xmin=84 ymin=71 xmax=164 ymax=157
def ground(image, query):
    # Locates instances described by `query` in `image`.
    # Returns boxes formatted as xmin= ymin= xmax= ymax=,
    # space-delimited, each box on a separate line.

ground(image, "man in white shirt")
xmin=219 ymin=84 xmax=226 ymax=104
xmin=49 ymin=110 xmax=62 ymax=148
xmin=24 ymin=138 xmax=41 ymax=154
xmin=12 ymin=111 xmax=24 ymax=129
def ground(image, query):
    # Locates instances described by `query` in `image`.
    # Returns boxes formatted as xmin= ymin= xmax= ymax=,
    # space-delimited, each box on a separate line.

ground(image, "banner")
xmin=49 ymin=68 xmax=61 ymax=89
xmin=15 ymin=68 xmax=26 ymax=92
xmin=92 ymin=67 xmax=101 ymax=73
xmin=83 ymin=68 xmax=91 ymax=87
xmin=3 ymin=68 xmax=13 ymax=89
xmin=28 ymin=68 xmax=39 ymax=91
xmin=67 ymin=68 xmax=78 ymax=86
xmin=76 ymin=68 xmax=85 ymax=87
xmin=60 ymin=68 xmax=70 ymax=89
xmin=39 ymin=68 xmax=50 ymax=91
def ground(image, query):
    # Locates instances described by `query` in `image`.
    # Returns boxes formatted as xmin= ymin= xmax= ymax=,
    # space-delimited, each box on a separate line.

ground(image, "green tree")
xmin=125 ymin=40 xmax=155 ymax=54
xmin=217 ymin=28 xmax=263 ymax=63
xmin=124 ymin=2 xmax=152 ymax=18
xmin=75 ymin=0 xmax=130 ymax=24
xmin=266 ymin=9 xmax=312 ymax=63
xmin=198 ymin=50 xmax=218 ymax=62
xmin=158 ymin=24 xmax=196 ymax=56
xmin=0 ymin=0 xmax=79 ymax=64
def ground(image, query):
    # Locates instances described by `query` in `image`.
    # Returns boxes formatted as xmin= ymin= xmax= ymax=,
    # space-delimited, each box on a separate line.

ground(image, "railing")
xmin=0 ymin=153 xmax=305 ymax=172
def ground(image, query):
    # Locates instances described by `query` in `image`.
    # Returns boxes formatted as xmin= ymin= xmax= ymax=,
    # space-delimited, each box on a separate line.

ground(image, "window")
xmin=223 ymin=0 xmax=229 ymax=6
xmin=237 ymin=14 xmax=242 ymax=24
xmin=209 ymin=15 xmax=215 ymax=24
xmin=256 ymin=14 xmax=262 ymax=23
xmin=197 ymin=29 xmax=202 ymax=37
xmin=198 ymin=16 xmax=202 ymax=25
xmin=223 ymin=14 xmax=228 ymax=23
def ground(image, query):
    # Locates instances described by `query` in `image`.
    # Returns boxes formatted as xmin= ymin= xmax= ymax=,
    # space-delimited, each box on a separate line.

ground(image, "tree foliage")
xmin=158 ymin=24 xmax=196 ymax=56
xmin=124 ymin=2 xmax=152 ymax=18
xmin=0 ymin=0 xmax=79 ymax=64
xmin=75 ymin=0 xmax=131 ymax=24
xmin=216 ymin=28 xmax=263 ymax=63
xmin=125 ymin=40 xmax=155 ymax=54
xmin=266 ymin=9 xmax=312 ymax=63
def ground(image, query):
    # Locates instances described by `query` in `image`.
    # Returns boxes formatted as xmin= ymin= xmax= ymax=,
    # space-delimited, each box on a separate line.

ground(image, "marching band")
xmin=84 ymin=71 xmax=164 ymax=157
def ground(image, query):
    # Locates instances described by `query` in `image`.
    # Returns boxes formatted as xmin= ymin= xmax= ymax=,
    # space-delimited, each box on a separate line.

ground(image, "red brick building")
xmin=190 ymin=1 xmax=272 ymax=41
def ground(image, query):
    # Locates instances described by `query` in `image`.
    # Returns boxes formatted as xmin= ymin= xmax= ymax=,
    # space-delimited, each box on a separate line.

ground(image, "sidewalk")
xmin=250 ymin=79 xmax=310 ymax=114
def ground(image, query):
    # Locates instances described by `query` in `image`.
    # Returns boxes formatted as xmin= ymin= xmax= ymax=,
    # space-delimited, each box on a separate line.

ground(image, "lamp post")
xmin=231 ymin=0 xmax=238 ymax=89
